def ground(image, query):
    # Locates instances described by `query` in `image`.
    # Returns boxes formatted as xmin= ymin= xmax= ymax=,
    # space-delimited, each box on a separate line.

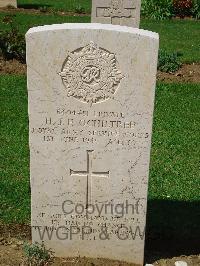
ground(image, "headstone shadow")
xmin=145 ymin=199 xmax=200 ymax=263
xmin=18 ymin=4 xmax=51 ymax=10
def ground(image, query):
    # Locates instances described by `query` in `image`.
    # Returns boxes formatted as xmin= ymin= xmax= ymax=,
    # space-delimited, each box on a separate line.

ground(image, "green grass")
xmin=0 ymin=75 xmax=30 ymax=223
xmin=0 ymin=12 xmax=90 ymax=33
xmin=141 ymin=19 xmax=200 ymax=63
xmin=17 ymin=0 xmax=91 ymax=13
xmin=149 ymin=82 xmax=200 ymax=201
xmin=0 ymin=11 xmax=199 ymax=63
xmin=0 ymin=75 xmax=199 ymax=224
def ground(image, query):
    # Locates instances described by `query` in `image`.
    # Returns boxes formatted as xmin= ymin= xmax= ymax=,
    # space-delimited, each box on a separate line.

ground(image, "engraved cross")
xmin=96 ymin=0 xmax=136 ymax=23
xmin=70 ymin=150 xmax=110 ymax=209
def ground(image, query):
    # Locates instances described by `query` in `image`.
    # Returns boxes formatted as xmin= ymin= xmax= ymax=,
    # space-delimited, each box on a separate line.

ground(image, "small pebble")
xmin=145 ymin=264 xmax=154 ymax=266
xmin=16 ymin=240 xmax=24 ymax=245
xmin=175 ymin=261 xmax=188 ymax=266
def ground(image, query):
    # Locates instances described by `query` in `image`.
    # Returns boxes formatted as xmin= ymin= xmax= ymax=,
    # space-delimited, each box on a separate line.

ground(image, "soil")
xmin=0 ymin=58 xmax=27 ymax=75
xmin=0 ymin=6 xmax=89 ymax=17
xmin=1 ymin=58 xmax=200 ymax=83
xmin=157 ymin=63 xmax=200 ymax=84
xmin=0 ymin=224 xmax=199 ymax=266
xmin=0 ymin=7 xmax=198 ymax=20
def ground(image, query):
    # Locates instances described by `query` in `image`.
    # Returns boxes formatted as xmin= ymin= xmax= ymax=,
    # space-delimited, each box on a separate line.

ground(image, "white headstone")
xmin=91 ymin=0 xmax=141 ymax=27
xmin=0 ymin=0 xmax=17 ymax=8
xmin=175 ymin=261 xmax=188 ymax=266
xmin=26 ymin=23 xmax=159 ymax=265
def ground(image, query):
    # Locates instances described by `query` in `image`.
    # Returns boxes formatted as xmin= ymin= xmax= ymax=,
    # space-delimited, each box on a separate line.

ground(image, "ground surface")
xmin=0 ymin=225 xmax=200 ymax=266
xmin=0 ymin=1 xmax=200 ymax=265
xmin=0 ymin=9 xmax=200 ymax=62
xmin=1 ymin=58 xmax=200 ymax=83
xmin=1 ymin=74 xmax=200 ymax=265
xmin=17 ymin=0 xmax=91 ymax=13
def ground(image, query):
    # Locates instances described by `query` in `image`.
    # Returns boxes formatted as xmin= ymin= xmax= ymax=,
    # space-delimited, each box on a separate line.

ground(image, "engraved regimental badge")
xmin=59 ymin=42 xmax=123 ymax=106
